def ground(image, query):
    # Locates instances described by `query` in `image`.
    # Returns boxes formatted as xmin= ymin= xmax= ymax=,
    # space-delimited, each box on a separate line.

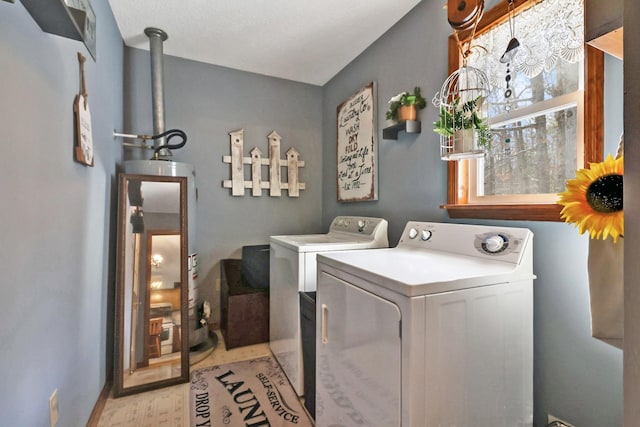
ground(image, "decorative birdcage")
xmin=432 ymin=65 xmax=492 ymax=161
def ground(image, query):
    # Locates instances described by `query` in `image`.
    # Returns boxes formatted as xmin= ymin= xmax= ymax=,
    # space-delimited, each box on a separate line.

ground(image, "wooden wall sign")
xmin=336 ymin=82 xmax=378 ymax=202
xmin=73 ymin=52 xmax=94 ymax=166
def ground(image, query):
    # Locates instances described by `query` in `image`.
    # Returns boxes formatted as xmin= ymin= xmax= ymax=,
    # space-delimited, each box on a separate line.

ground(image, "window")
xmin=443 ymin=0 xmax=603 ymax=221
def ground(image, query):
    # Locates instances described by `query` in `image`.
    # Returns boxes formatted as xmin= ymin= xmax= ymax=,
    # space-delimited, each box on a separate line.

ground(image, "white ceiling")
xmin=108 ymin=0 xmax=423 ymax=86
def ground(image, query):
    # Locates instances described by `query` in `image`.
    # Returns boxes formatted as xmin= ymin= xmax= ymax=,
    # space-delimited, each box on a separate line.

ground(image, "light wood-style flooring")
xmin=96 ymin=330 xmax=272 ymax=426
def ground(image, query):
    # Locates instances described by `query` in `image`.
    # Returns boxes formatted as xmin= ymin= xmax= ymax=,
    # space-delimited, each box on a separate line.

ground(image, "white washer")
xmin=270 ymin=216 xmax=389 ymax=396
xmin=316 ymin=221 xmax=535 ymax=427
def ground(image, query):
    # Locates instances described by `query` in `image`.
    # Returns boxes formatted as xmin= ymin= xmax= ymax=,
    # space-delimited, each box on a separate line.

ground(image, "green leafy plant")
xmin=386 ymin=86 xmax=427 ymax=121
xmin=433 ymin=96 xmax=491 ymax=148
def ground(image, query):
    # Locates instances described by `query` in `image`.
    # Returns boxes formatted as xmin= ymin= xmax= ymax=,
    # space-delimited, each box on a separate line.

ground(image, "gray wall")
xmin=322 ymin=0 xmax=450 ymax=241
xmin=0 ymin=0 xmax=123 ymax=425
xmin=321 ymin=1 xmax=623 ymax=426
xmin=122 ymin=48 xmax=323 ymax=324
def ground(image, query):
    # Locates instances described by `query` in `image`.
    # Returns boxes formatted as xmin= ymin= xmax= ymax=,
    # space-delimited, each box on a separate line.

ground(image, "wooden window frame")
xmin=442 ymin=0 xmax=604 ymax=221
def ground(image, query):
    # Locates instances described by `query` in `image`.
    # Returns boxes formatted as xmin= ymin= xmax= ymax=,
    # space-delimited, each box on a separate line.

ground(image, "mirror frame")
xmin=113 ymin=173 xmax=190 ymax=397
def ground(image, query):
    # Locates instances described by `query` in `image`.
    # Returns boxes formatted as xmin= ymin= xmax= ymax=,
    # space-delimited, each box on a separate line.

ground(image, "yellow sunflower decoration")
xmin=558 ymin=154 xmax=624 ymax=243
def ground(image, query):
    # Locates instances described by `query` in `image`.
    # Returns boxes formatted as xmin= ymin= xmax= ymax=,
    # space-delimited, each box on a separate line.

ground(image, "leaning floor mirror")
xmin=114 ymin=174 xmax=189 ymax=397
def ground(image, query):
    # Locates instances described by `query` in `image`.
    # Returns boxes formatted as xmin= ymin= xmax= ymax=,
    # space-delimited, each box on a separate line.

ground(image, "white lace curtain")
xmin=468 ymin=0 xmax=584 ymax=88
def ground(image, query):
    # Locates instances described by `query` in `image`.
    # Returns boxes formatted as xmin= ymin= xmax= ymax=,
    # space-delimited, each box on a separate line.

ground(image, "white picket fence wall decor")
xmin=222 ymin=129 xmax=306 ymax=197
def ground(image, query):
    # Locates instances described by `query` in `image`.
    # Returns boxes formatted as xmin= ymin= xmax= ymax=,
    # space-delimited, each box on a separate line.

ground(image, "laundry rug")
xmin=190 ymin=355 xmax=313 ymax=427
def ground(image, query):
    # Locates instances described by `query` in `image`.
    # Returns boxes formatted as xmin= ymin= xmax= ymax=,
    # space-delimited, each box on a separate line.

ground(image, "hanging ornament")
xmin=500 ymin=0 xmax=519 ymax=109
xmin=504 ymin=61 xmax=513 ymax=112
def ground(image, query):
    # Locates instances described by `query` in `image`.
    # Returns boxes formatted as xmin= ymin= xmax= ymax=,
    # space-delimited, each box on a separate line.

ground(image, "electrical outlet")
xmin=548 ymin=414 xmax=575 ymax=427
xmin=49 ymin=389 xmax=59 ymax=427
xmin=215 ymin=278 xmax=221 ymax=291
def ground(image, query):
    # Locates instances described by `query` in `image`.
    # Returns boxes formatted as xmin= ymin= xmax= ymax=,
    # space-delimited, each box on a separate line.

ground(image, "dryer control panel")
xmin=398 ymin=221 xmax=533 ymax=265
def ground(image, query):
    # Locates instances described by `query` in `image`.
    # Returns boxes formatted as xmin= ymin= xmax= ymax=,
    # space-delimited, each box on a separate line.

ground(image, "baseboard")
xmin=85 ymin=382 xmax=111 ymax=427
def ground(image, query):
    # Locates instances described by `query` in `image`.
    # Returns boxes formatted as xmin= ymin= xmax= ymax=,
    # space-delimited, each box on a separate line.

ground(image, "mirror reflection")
xmin=115 ymin=174 xmax=189 ymax=396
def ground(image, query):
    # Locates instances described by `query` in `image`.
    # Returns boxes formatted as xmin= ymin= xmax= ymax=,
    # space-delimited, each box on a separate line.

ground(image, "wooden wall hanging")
xmin=336 ymin=82 xmax=377 ymax=202
xmin=73 ymin=52 xmax=94 ymax=166
xmin=222 ymin=130 xmax=306 ymax=197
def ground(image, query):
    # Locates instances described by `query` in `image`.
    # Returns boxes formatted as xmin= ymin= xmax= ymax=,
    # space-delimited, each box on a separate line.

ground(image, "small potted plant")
xmin=386 ymin=87 xmax=427 ymax=122
xmin=433 ymin=95 xmax=491 ymax=153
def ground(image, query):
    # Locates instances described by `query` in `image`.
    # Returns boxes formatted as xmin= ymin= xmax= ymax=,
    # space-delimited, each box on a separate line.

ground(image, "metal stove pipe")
xmin=144 ymin=27 xmax=170 ymax=154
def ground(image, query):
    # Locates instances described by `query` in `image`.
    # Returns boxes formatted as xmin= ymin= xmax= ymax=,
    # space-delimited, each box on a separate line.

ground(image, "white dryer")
xmin=270 ymin=216 xmax=389 ymax=396
xmin=316 ymin=221 xmax=535 ymax=427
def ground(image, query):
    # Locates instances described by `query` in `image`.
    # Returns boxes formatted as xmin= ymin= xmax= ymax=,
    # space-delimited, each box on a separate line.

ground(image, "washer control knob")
xmin=408 ymin=228 xmax=418 ymax=239
xmin=483 ymin=234 xmax=508 ymax=253
xmin=358 ymin=219 xmax=366 ymax=232
xmin=421 ymin=229 xmax=432 ymax=241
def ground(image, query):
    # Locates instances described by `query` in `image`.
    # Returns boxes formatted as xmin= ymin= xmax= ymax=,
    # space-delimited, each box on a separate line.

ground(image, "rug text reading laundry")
xmin=214 ymin=369 xmax=271 ymax=426
xmin=190 ymin=356 xmax=312 ymax=427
